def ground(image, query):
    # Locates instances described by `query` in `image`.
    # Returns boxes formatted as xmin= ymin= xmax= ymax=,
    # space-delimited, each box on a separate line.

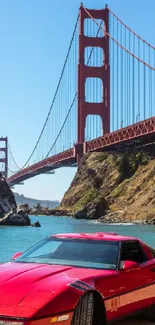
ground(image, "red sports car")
xmin=0 ymin=232 xmax=155 ymax=325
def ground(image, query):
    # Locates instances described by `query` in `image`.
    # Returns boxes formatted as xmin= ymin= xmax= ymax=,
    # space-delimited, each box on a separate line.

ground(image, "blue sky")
xmin=0 ymin=0 xmax=155 ymax=201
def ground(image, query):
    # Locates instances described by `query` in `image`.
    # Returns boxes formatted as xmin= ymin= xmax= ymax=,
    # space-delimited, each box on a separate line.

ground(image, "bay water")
xmin=0 ymin=215 xmax=155 ymax=263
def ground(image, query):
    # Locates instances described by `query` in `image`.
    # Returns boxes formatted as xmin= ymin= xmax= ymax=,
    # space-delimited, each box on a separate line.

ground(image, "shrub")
xmin=118 ymin=152 xmax=131 ymax=182
xmin=117 ymin=151 xmax=149 ymax=183
xmin=97 ymin=152 xmax=108 ymax=162
xmin=74 ymin=187 xmax=98 ymax=211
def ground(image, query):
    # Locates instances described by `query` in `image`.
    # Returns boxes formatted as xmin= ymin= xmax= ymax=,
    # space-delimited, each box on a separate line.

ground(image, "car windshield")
xmin=14 ymin=237 xmax=119 ymax=270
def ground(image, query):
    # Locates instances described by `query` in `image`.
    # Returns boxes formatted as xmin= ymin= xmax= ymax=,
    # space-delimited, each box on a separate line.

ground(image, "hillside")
xmin=59 ymin=145 xmax=155 ymax=224
xmin=14 ymin=192 xmax=59 ymax=209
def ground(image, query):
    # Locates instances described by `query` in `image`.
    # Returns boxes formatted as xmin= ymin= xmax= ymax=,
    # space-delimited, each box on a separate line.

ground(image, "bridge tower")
xmin=0 ymin=137 xmax=8 ymax=179
xmin=76 ymin=4 xmax=110 ymax=164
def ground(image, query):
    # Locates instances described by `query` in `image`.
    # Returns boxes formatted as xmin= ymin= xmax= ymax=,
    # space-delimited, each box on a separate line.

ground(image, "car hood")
xmin=0 ymin=262 xmax=114 ymax=318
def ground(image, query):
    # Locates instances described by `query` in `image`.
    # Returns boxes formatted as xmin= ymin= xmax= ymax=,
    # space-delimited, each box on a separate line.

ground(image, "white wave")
xmin=89 ymin=221 xmax=135 ymax=226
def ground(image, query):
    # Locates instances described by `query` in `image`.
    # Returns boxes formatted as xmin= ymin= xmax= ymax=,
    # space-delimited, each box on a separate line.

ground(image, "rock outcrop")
xmin=0 ymin=209 xmax=31 ymax=226
xmin=73 ymin=197 xmax=109 ymax=219
xmin=57 ymin=145 xmax=155 ymax=223
xmin=0 ymin=173 xmax=35 ymax=226
xmin=0 ymin=173 xmax=16 ymax=216
xmin=31 ymin=220 xmax=41 ymax=227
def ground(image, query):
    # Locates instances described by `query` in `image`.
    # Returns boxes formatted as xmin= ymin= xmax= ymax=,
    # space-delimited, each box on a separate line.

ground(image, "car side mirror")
xmin=12 ymin=252 xmax=22 ymax=260
xmin=119 ymin=260 xmax=140 ymax=271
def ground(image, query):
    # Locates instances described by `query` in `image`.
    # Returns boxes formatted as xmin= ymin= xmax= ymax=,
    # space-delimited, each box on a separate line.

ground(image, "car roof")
xmin=52 ymin=232 xmax=138 ymax=242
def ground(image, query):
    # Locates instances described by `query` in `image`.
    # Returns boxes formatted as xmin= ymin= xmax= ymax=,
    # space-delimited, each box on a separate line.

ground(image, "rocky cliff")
xmin=59 ymin=145 xmax=155 ymax=224
xmin=0 ymin=173 xmax=16 ymax=216
xmin=0 ymin=173 xmax=31 ymax=226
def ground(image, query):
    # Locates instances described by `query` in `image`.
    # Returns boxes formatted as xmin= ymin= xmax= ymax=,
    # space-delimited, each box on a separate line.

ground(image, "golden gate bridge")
xmin=0 ymin=4 xmax=155 ymax=187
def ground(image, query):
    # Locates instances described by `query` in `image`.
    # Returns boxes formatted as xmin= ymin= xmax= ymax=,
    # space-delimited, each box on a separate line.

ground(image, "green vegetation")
xmin=59 ymin=146 xmax=155 ymax=223
xmin=74 ymin=187 xmax=98 ymax=211
xmin=111 ymin=178 xmax=130 ymax=198
xmin=117 ymin=151 xmax=149 ymax=182
xmin=117 ymin=152 xmax=131 ymax=182
xmin=96 ymin=152 xmax=108 ymax=162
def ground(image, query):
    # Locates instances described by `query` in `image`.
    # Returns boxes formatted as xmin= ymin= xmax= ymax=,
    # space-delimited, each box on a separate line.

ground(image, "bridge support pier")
xmin=74 ymin=142 xmax=87 ymax=165
xmin=76 ymin=4 xmax=110 ymax=165
xmin=0 ymin=137 xmax=8 ymax=179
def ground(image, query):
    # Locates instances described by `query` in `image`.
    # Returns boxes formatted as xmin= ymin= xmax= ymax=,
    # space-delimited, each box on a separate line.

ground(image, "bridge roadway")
xmin=7 ymin=116 xmax=155 ymax=187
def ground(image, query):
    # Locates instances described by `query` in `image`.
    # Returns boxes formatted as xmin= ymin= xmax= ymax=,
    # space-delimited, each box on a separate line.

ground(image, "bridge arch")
xmin=84 ymin=47 xmax=104 ymax=67
xmin=85 ymin=114 xmax=103 ymax=141
xmin=85 ymin=77 xmax=103 ymax=103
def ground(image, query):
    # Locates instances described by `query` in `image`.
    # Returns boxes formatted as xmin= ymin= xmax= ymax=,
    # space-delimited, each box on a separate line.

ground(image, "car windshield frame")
xmin=13 ymin=237 xmax=120 ymax=270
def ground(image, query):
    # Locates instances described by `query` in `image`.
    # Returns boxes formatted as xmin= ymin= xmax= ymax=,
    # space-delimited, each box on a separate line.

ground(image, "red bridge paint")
xmin=0 ymin=137 xmax=8 ymax=178
xmin=7 ymin=116 xmax=155 ymax=186
xmin=76 ymin=5 xmax=110 ymax=163
xmin=5 ymin=4 xmax=155 ymax=186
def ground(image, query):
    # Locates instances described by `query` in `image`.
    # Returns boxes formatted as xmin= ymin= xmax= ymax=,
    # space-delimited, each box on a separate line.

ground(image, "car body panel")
xmin=0 ymin=232 xmax=155 ymax=324
xmin=103 ymin=261 xmax=155 ymax=321
xmin=0 ymin=261 xmax=113 ymax=317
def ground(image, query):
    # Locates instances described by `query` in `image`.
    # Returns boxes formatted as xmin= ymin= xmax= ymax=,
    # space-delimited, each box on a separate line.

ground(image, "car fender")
xmin=33 ymin=280 xmax=97 ymax=318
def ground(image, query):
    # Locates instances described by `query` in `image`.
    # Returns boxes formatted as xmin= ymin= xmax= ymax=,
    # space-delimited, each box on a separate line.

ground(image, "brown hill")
xmin=59 ymin=145 xmax=155 ymax=224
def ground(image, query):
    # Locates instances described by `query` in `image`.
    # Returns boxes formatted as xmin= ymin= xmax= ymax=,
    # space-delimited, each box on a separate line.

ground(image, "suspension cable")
xmin=19 ymin=13 xmax=80 ymax=170
xmin=46 ymin=20 xmax=104 ymax=158
xmin=8 ymin=143 xmax=21 ymax=170
xmin=46 ymin=93 xmax=77 ymax=157
xmin=6 ymin=6 xmax=155 ymax=175
xmin=0 ymin=151 xmax=17 ymax=174
xmin=108 ymin=7 xmax=155 ymax=50
xmin=82 ymin=5 xmax=155 ymax=70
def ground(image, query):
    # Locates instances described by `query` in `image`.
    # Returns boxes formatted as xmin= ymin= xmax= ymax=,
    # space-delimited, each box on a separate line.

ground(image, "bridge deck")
xmin=7 ymin=117 xmax=155 ymax=187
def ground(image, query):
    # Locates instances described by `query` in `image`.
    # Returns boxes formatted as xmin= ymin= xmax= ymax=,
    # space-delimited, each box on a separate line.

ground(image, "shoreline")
xmin=29 ymin=209 xmax=155 ymax=225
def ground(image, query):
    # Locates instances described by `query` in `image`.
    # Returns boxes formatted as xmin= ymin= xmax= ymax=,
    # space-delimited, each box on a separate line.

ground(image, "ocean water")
xmin=0 ymin=215 xmax=155 ymax=263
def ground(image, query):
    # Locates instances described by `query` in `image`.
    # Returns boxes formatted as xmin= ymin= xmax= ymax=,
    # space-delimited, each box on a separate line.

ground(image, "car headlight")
xmin=50 ymin=315 xmax=70 ymax=323
xmin=0 ymin=320 xmax=24 ymax=325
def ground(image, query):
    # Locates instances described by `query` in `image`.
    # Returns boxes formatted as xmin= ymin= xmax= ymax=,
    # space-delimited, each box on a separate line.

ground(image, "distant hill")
xmin=13 ymin=192 xmax=60 ymax=209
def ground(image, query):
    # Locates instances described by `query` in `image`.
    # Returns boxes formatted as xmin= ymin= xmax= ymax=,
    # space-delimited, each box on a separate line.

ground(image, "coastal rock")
xmin=0 ymin=209 xmax=31 ymax=226
xmin=98 ymin=210 xmax=125 ymax=224
xmin=47 ymin=209 xmax=73 ymax=217
xmin=17 ymin=203 xmax=31 ymax=213
xmin=74 ymin=197 xmax=109 ymax=220
xmin=86 ymin=197 xmax=109 ymax=219
xmin=0 ymin=173 xmax=42 ymax=226
xmin=31 ymin=220 xmax=41 ymax=227
xmin=0 ymin=173 xmax=16 ymax=217
xmin=73 ymin=208 xmax=86 ymax=219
